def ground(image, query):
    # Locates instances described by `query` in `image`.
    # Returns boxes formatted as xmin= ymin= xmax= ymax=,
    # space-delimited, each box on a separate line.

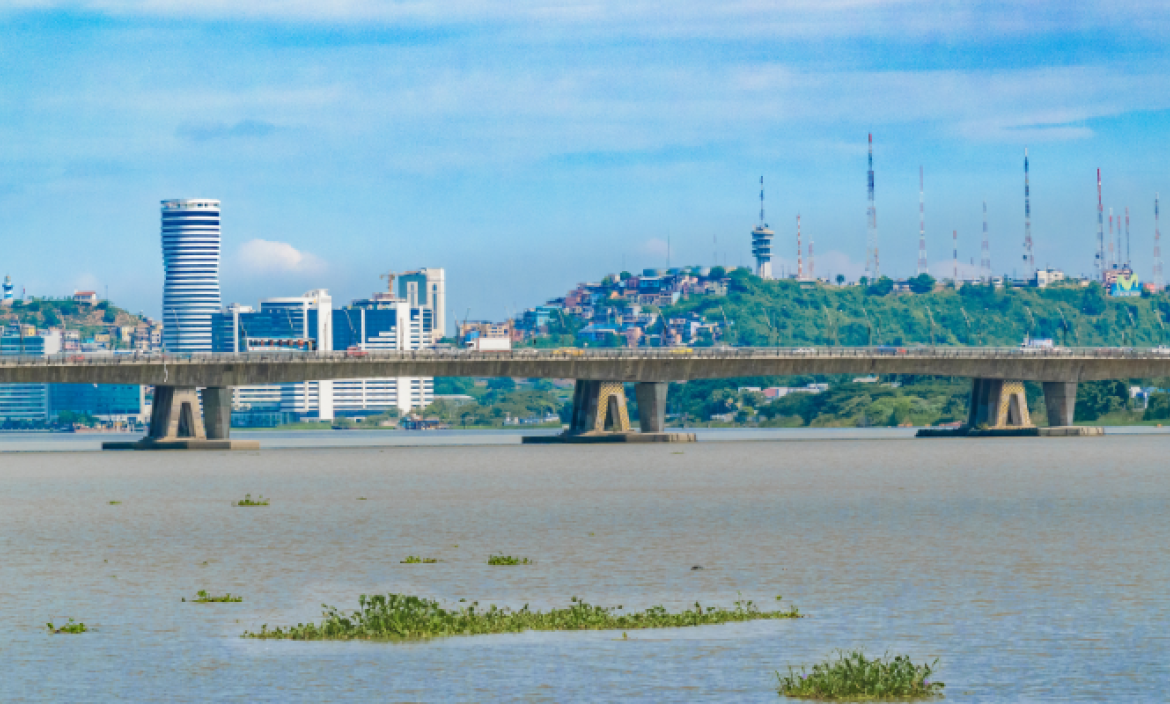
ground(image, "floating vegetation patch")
xmin=487 ymin=554 xmax=532 ymax=565
xmin=776 ymin=650 xmax=944 ymax=700
xmin=400 ymin=556 xmax=439 ymax=564
xmin=185 ymin=590 xmax=243 ymax=603
xmin=46 ymin=618 xmax=87 ymax=634
xmin=235 ymin=494 xmax=269 ymax=507
xmin=357 ymin=497 xmax=368 ymax=500
xmin=108 ymin=500 xmax=121 ymax=505
xmin=243 ymin=593 xmax=800 ymax=641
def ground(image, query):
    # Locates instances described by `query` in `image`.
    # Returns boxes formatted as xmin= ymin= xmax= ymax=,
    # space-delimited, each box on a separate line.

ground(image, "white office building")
xmin=217 ymin=274 xmax=443 ymax=421
xmin=161 ymin=199 xmax=221 ymax=352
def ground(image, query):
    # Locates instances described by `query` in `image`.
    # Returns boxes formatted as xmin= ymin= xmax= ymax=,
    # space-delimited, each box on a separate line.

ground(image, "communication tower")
xmin=1095 ymin=170 xmax=1105 ymax=281
xmin=797 ymin=215 xmax=803 ymax=279
xmin=1022 ymin=149 xmax=1034 ymax=277
xmin=953 ymin=229 xmax=958 ymax=283
xmin=750 ymin=176 xmax=774 ymax=279
xmin=917 ymin=166 xmax=927 ymax=275
xmin=981 ymin=202 xmax=991 ymax=282
xmin=1156 ymin=195 xmax=1164 ymax=290
xmin=866 ymin=134 xmax=879 ymax=280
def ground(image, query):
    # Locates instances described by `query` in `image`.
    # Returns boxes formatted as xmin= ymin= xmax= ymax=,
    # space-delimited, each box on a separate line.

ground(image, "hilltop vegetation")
xmin=664 ymin=270 xmax=1170 ymax=348
xmin=5 ymin=298 xmax=142 ymax=339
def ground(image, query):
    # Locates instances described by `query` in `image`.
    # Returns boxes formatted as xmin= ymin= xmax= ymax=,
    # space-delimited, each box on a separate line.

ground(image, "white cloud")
xmin=236 ymin=239 xmax=325 ymax=274
xmin=641 ymin=238 xmax=670 ymax=258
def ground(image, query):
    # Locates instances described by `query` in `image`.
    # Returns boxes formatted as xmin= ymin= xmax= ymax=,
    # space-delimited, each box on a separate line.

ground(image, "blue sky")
xmin=3 ymin=1 xmax=1170 ymax=325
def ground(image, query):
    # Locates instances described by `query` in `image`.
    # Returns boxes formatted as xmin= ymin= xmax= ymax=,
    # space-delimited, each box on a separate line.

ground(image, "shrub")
xmin=243 ymin=593 xmax=801 ymax=641
xmin=776 ymin=650 xmax=944 ymax=700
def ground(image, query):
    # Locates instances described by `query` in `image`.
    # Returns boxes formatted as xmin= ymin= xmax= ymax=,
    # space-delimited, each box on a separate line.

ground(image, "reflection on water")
xmin=1 ymin=436 xmax=1167 ymax=701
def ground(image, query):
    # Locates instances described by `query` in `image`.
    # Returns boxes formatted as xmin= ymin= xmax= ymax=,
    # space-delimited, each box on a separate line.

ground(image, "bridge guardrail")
xmin=0 ymin=345 xmax=1166 ymax=367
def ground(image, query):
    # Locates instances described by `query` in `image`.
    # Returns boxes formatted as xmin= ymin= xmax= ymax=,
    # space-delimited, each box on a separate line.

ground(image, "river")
xmin=1 ymin=431 xmax=1167 ymax=701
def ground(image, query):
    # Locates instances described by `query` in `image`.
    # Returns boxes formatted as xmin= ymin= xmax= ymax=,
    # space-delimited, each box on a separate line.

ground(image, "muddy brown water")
xmin=1 ymin=434 xmax=1167 ymax=701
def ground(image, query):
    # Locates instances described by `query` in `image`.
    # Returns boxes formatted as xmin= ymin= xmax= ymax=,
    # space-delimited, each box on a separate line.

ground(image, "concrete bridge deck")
xmin=0 ymin=346 xmax=1168 ymax=386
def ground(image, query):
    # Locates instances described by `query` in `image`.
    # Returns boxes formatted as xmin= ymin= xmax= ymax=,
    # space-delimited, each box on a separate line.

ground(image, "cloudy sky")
xmin=3 ymin=1 xmax=1170 ymax=325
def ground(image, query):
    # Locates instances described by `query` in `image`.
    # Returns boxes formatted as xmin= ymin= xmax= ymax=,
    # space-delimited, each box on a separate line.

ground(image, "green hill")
xmin=665 ymin=271 xmax=1168 ymax=348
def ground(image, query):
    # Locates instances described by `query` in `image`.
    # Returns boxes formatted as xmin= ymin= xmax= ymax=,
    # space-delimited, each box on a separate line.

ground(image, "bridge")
xmin=1 ymin=346 xmax=1161 ymax=447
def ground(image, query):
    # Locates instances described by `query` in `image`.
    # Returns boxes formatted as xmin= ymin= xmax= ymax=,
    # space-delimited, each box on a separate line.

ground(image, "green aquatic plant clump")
xmin=235 ymin=494 xmax=269 ymax=507
xmin=46 ymin=618 xmax=87 ymax=634
xmin=776 ymin=650 xmax=944 ymax=700
xmin=487 ymin=554 xmax=532 ymax=565
xmin=400 ymin=556 xmax=439 ymax=564
xmin=187 ymin=590 xmax=243 ymax=603
xmin=243 ymin=593 xmax=801 ymax=641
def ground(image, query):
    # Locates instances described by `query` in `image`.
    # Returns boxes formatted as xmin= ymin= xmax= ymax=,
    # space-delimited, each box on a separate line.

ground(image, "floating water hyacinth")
xmin=235 ymin=494 xmax=269 ymax=507
xmin=186 ymin=590 xmax=243 ymax=603
xmin=46 ymin=618 xmax=87 ymax=634
xmin=243 ymin=593 xmax=801 ymax=641
xmin=487 ymin=555 xmax=532 ymax=565
xmin=400 ymin=556 xmax=439 ymax=564
xmin=776 ymin=650 xmax=944 ymax=700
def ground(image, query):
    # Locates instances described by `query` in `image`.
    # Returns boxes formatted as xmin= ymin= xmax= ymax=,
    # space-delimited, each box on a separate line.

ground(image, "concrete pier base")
xmin=523 ymin=431 xmax=696 ymax=444
xmin=103 ymin=438 xmax=260 ymax=451
xmin=104 ymin=384 xmax=257 ymax=451
xmin=917 ymin=425 xmax=1103 ymax=438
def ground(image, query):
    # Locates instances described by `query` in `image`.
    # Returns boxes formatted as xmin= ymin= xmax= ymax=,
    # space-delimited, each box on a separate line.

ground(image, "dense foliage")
xmin=243 ymin=593 xmax=800 ymax=641
xmin=776 ymin=650 xmax=944 ymax=700
xmin=665 ymin=271 xmax=1170 ymax=348
xmin=8 ymin=298 xmax=140 ymax=341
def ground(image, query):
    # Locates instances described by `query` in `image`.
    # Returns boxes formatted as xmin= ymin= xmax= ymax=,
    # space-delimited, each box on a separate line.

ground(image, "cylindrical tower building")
xmin=161 ymin=199 xmax=221 ymax=352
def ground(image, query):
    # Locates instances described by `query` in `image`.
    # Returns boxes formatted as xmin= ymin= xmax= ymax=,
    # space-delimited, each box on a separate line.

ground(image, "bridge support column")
xmin=525 ymin=380 xmax=694 ymax=444
xmin=966 ymin=378 xmax=1033 ymax=430
xmin=1042 ymin=381 xmax=1077 ymax=428
xmin=202 ymin=387 xmax=233 ymax=440
xmin=103 ymin=385 xmax=258 ymax=451
xmin=635 ymin=381 xmax=668 ymax=433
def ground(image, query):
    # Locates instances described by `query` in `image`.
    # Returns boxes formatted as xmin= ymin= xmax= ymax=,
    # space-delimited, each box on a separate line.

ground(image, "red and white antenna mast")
xmin=1108 ymin=208 xmax=1115 ymax=271
xmin=981 ymin=201 xmax=991 ymax=282
xmin=797 ymin=215 xmax=803 ymax=280
xmin=1023 ymin=148 xmax=1034 ymax=277
xmin=1096 ymin=169 xmax=1105 ymax=280
xmin=1125 ymin=206 xmax=1131 ymax=268
xmin=917 ymin=166 xmax=927 ymax=275
xmin=952 ymin=229 xmax=958 ymax=283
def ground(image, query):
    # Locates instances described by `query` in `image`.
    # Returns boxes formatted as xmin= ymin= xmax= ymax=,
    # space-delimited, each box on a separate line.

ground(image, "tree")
xmin=835 ymin=274 xmax=846 ymax=285
xmin=1075 ymin=380 xmax=1128 ymax=421
xmin=1082 ymin=283 xmax=1108 ymax=316
xmin=908 ymin=273 xmax=936 ymax=294
xmin=102 ymin=307 xmax=118 ymax=323
xmin=619 ymin=271 xmax=632 ymax=281
xmin=487 ymin=377 xmax=516 ymax=391
xmin=865 ymin=276 xmax=894 ymax=296
xmin=709 ymin=266 xmax=727 ymax=279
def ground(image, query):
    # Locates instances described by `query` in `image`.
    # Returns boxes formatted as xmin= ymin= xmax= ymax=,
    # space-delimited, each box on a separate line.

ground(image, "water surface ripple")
xmin=1 ymin=435 xmax=1167 ymax=701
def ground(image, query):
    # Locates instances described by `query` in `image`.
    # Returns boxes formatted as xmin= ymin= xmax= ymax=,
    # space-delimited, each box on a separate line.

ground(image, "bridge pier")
xmin=103 ymin=385 xmax=259 ymax=451
xmin=920 ymin=378 xmax=1102 ymax=437
xmin=967 ymin=378 xmax=1033 ymax=430
xmin=525 ymin=380 xmax=694 ymax=444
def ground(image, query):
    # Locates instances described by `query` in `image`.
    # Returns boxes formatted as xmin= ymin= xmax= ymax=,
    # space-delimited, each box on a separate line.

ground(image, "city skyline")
xmin=3 ymin=2 xmax=1170 ymax=317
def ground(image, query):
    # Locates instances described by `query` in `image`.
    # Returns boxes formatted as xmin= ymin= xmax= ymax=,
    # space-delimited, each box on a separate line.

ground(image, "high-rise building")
xmin=161 ymin=199 xmax=221 ymax=352
xmin=0 ymin=327 xmax=61 ymax=421
xmin=215 ymin=272 xmax=444 ymax=421
xmin=2 ymin=275 xmax=13 ymax=306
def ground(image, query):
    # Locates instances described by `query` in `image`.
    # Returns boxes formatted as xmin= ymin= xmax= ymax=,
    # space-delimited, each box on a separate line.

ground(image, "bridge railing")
xmin=0 ymin=345 xmax=1166 ymax=367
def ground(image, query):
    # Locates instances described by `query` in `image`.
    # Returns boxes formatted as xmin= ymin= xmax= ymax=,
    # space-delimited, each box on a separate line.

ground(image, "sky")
xmin=3 ymin=1 xmax=1170 ymax=328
